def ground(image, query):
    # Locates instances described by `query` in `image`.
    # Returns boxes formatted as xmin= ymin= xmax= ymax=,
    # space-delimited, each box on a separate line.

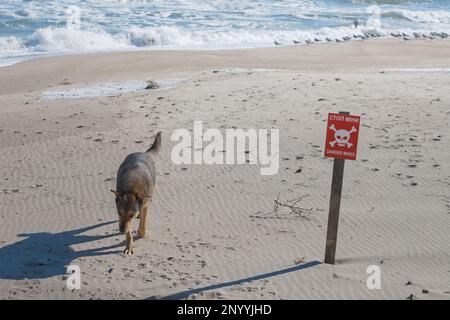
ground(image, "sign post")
xmin=324 ymin=111 xmax=360 ymax=264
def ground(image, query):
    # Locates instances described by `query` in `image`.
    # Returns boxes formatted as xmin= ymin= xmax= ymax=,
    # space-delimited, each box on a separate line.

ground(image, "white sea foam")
xmin=26 ymin=28 xmax=130 ymax=52
xmin=0 ymin=37 xmax=26 ymax=54
xmin=390 ymin=9 xmax=450 ymax=25
xmin=384 ymin=68 xmax=450 ymax=73
xmin=1 ymin=24 xmax=436 ymax=55
xmin=41 ymin=77 xmax=188 ymax=100
xmin=214 ymin=68 xmax=284 ymax=74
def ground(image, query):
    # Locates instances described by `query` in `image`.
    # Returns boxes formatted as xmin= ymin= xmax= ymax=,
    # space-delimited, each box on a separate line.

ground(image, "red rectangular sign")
xmin=324 ymin=113 xmax=360 ymax=160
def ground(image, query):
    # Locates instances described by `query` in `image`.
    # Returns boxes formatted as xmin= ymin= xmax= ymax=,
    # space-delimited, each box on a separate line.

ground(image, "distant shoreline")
xmin=1 ymin=38 xmax=450 ymax=96
xmin=2 ymin=35 xmax=450 ymax=69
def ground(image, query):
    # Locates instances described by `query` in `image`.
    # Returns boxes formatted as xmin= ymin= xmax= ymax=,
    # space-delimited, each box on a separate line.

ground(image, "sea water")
xmin=1 ymin=0 xmax=449 ymax=65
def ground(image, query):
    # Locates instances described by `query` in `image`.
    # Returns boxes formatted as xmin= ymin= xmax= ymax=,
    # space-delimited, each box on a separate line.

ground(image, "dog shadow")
xmin=0 ymin=221 xmax=122 ymax=280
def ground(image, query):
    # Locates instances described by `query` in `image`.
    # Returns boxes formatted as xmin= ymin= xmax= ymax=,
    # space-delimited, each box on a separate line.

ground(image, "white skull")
xmin=329 ymin=124 xmax=357 ymax=148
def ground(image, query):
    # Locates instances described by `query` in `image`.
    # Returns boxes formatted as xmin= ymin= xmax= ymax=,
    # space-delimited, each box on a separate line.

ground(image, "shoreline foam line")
xmin=40 ymin=78 xmax=189 ymax=101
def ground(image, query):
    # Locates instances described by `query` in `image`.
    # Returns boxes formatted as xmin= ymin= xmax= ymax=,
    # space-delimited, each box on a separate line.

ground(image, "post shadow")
xmin=155 ymin=260 xmax=322 ymax=300
xmin=0 ymin=221 xmax=122 ymax=280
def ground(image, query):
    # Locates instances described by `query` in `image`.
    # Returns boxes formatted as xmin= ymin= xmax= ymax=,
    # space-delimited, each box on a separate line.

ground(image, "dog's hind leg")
xmin=138 ymin=202 xmax=149 ymax=238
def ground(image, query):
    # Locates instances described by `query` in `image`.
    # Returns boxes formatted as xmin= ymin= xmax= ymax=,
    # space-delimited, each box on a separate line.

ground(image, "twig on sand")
xmin=250 ymin=193 xmax=313 ymax=220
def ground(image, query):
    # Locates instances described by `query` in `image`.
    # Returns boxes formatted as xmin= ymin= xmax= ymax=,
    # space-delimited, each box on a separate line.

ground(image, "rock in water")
xmin=145 ymin=80 xmax=160 ymax=90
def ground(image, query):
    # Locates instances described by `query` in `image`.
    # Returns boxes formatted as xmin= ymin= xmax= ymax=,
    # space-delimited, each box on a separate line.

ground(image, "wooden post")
xmin=324 ymin=111 xmax=349 ymax=265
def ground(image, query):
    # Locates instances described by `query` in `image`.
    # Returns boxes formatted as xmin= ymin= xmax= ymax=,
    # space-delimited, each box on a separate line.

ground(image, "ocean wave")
xmin=25 ymin=27 xmax=130 ymax=51
xmin=0 ymin=21 xmax=448 ymax=58
xmin=388 ymin=9 xmax=450 ymax=24
xmin=0 ymin=26 xmax=363 ymax=54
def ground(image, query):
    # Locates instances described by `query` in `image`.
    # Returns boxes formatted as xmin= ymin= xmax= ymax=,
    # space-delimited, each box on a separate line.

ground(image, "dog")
xmin=111 ymin=132 xmax=161 ymax=254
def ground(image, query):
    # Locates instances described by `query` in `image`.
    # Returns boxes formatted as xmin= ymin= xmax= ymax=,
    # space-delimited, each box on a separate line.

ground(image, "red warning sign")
xmin=324 ymin=113 xmax=360 ymax=161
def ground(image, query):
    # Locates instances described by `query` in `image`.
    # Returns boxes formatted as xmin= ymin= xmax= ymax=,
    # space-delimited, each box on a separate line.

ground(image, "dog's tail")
xmin=146 ymin=132 xmax=162 ymax=154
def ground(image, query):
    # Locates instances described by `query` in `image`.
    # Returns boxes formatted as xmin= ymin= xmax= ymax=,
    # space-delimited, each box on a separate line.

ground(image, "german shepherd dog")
xmin=111 ymin=132 xmax=161 ymax=254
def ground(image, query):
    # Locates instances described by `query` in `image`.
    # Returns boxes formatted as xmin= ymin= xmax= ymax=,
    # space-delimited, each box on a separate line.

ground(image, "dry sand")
xmin=0 ymin=39 xmax=449 ymax=300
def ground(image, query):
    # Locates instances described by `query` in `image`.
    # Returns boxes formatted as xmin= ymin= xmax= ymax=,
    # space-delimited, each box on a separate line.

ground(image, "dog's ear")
xmin=111 ymin=189 xmax=120 ymax=197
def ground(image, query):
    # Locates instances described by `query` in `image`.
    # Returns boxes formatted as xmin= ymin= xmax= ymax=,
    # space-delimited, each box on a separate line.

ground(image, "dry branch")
xmin=250 ymin=193 xmax=313 ymax=220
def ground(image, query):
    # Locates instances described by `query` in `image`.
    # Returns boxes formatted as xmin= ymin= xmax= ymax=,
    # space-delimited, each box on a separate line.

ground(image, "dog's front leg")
xmin=124 ymin=219 xmax=134 ymax=255
xmin=124 ymin=231 xmax=134 ymax=254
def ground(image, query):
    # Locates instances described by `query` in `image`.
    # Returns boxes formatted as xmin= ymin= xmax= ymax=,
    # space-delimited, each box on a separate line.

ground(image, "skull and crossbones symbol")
xmin=329 ymin=124 xmax=357 ymax=148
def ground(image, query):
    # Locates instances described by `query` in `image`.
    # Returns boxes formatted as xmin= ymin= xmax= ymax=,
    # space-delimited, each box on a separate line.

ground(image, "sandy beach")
xmin=0 ymin=39 xmax=450 ymax=300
